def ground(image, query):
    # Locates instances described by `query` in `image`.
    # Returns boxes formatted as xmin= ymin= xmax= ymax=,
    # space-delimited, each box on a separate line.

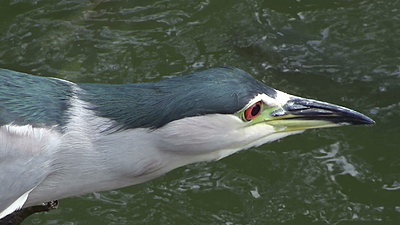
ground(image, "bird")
xmin=0 ymin=67 xmax=374 ymax=220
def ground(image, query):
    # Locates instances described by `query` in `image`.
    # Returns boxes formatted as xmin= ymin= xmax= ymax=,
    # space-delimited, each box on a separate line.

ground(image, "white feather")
xmin=240 ymin=91 xmax=292 ymax=111
xmin=0 ymin=188 xmax=34 ymax=219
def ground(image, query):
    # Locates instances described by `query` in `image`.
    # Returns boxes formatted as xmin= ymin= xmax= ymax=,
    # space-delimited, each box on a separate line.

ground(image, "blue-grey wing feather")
xmin=0 ymin=69 xmax=72 ymax=128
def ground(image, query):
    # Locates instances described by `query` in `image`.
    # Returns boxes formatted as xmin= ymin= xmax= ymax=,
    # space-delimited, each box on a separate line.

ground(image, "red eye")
xmin=244 ymin=101 xmax=262 ymax=121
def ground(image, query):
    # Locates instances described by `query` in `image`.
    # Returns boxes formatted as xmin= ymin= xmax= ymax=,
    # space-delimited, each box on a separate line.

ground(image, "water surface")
xmin=0 ymin=0 xmax=399 ymax=224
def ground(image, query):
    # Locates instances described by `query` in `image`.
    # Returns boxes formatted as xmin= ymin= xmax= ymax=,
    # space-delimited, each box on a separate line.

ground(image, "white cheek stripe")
xmin=240 ymin=91 xmax=293 ymax=111
xmin=274 ymin=90 xmax=292 ymax=106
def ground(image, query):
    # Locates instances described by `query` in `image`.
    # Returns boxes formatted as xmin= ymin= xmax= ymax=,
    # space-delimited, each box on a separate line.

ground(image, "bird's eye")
xmin=244 ymin=101 xmax=262 ymax=121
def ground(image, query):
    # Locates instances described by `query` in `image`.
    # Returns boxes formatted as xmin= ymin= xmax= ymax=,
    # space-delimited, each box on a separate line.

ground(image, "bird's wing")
xmin=0 ymin=69 xmax=67 ymax=218
xmin=0 ymin=125 xmax=57 ymax=219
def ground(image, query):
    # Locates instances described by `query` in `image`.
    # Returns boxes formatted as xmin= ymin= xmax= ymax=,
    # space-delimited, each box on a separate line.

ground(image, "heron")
xmin=0 ymin=67 xmax=374 ymax=222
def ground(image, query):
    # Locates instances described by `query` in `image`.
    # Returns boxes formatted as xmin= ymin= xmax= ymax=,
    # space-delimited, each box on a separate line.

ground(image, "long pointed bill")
xmin=265 ymin=97 xmax=375 ymax=132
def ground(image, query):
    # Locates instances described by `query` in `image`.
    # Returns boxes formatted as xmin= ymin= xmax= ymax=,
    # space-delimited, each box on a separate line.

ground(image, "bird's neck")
xmin=25 ymin=86 xmax=173 ymax=205
xmin=27 ymin=81 xmax=266 ymax=205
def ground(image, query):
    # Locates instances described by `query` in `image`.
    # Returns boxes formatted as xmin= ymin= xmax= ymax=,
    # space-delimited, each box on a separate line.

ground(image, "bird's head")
xmin=151 ymin=68 xmax=374 ymax=161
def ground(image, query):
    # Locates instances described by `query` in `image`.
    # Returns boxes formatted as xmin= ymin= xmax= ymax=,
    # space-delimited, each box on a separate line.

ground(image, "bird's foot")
xmin=0 ymin=200 xmax=59 ymax=225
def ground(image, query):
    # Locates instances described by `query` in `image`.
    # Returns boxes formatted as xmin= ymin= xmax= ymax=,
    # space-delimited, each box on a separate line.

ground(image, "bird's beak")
xmin=263 ymin=97 xmax=375 ymax=132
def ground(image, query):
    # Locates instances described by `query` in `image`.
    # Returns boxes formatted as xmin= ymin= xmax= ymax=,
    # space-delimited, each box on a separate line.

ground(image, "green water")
xmin=1 ymin=0 xmax=399 ymax=224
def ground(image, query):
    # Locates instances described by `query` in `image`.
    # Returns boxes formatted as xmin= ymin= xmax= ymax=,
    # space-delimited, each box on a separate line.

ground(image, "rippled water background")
xmin=1 ymin=0 xmax=399 ymax=224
